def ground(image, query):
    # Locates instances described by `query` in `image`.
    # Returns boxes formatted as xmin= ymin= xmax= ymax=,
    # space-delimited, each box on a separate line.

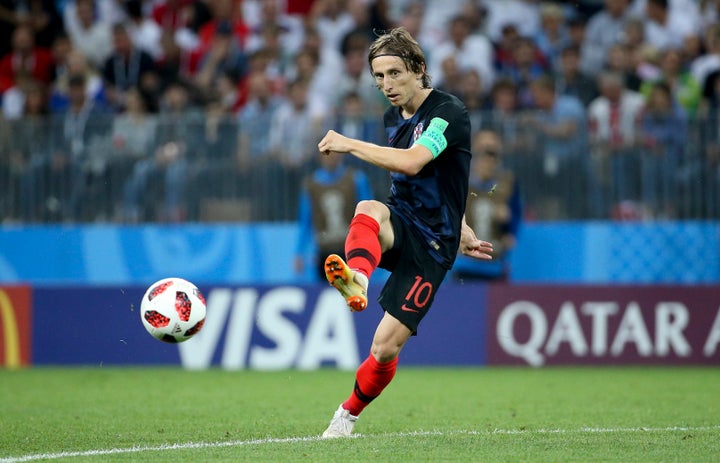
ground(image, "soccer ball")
xmin=140 ymin=277 xmax=206 ymax=343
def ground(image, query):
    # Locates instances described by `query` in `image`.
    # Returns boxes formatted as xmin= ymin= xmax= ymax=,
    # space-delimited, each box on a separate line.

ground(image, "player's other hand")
xmin=460 ymin=221 xmax=493 ymax=259
xmin=318 ymin=130 xmax=350 ymax=155
xmin=461 ymin=238 xmax=494 ymax=260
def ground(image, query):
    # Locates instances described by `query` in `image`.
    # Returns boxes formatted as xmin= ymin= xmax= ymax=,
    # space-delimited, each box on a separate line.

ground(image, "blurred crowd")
xmin=2 ymin=0 xmax=720 ymax=224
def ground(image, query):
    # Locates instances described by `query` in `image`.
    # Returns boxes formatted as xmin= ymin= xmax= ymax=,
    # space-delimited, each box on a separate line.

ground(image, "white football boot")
xmin=322 ymin=405 xmax=358 ymax=438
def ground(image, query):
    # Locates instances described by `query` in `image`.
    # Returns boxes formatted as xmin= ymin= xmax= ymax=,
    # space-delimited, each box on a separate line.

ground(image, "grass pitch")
xmin=0 ymin=367 xmax=718 ymax=462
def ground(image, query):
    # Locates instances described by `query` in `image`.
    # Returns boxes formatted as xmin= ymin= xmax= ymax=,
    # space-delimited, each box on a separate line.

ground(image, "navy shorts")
xmin=377 ymin=211 xmax=449 ymax=334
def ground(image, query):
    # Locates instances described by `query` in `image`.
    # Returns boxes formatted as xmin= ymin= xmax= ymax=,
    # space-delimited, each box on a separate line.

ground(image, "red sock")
xmin=342 ymin=354 xmax=398 ymax=416
xmin=345 ymin=213 xmax=381 ymax=279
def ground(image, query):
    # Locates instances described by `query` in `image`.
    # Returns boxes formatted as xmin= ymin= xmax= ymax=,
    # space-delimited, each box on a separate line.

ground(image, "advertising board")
xmin=487 ymin=286 xmax=720 ymax=366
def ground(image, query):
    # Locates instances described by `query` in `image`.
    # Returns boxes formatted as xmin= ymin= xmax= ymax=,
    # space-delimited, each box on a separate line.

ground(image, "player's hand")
xmin=318 ymin=130 xmax=351 ymax=155
xmin=460 ymin=221 xmax=493 ymax=260
xmin=461 ymin=238 xmax=494 ymax=260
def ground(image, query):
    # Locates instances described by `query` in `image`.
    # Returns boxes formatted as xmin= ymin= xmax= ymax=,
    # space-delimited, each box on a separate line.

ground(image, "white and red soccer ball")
xmin=140 ymin=277 xmax=206 ymax=343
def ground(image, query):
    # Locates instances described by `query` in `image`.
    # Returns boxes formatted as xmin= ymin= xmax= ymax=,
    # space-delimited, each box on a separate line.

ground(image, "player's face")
xmin=371 ymin=55 xmax=423 ymax=109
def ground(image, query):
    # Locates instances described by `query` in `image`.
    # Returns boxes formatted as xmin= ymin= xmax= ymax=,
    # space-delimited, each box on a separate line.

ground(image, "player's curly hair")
xmin=368 ymin=27 xmax=431 ymax=88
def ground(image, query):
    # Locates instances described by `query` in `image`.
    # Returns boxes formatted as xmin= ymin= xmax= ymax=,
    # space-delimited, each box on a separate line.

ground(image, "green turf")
xmin=0 ymin=367 xmax=718 ymax=462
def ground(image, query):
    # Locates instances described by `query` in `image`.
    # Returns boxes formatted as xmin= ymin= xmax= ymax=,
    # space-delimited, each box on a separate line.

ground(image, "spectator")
xmin=152 ymin=0 xmax=193 ymax=32
xmin=64 ymin=0 xmax=113 ymax=69
xmin=641 ymin=0 xmax=696 ymax=51
xmin=588 ymin=70 xmax=646 ymax=213
xmin=453 ymin=130 xmax=522 ymax=281
xmin=605 ymin=43 xmax=643 ymax=91
xmin=122 ymin=82 xmax=199 ymax=222
xmin=0 ymin=0 xmax=20 ymax=57
xmin=252 ymin=23 xmax=294 ymax=82
xmin=394 ymin=1 xmax=425 ymax=44
xmin=102 ymin=24 xmax=157 ymax=111
xmin=413 ymin=0 xmax=465 ymax=48
xmin=63 ymin=0 xmax=126 ymax=32
xmin=291 ymin=25 xmax=344 ymax=97
xmin=527 ymin=74 xmax=588 ymax=218
xmin=269 ymin=78 xmax=326 ymax=168
xmin=188 ymin=98 xmax=238 ymax=220
xmin=236 ymin=70 xmax=283 ymax=218
xmin=498 ymin=36 xmax=549 ymax=109
xmin=681 ymin=32 xmax=703 ymax=69
xmin=334 ymin=29 xmax=385 ymax=115
xmin=194 ymin=20 xmax=248 ymax=97
xmin=237 ymin=70 xmax=282 ymax=165
xmin=332 ymin=91 xmax=386 ymax=192
xmin=483 ymin=0 xmax=541 ymax=43
xmin=285 ymin=48 xmax=325 ymax=111
xmin=109 ymin=87 xmax=157 ymax=219
xmin=0 ymin=115 xmax=11 ymax=220
xmin=699 ymin=67 xmax=720 ymax=217
xmin=0 ymin=0 xmax=63 ymax=52
xmin=154 ymin=30 xmax=199 ymax=88
xmin=692 ymin=24 xmax=720 ymax=90
xmin=267 ymin=78 xmax=329 ymax=220
xmin=566 ymin=14 xmax=588 ymax=50
xmin=429 ymin=15 xmax=495 ymax=93
xmin=630 ymin=0 xmax=700 ymax=44
xmin=581 ymin=0 xmax=631 ymax=74
xmin=332 ymin=92 xmax=384 ymax=148
xmin=555 ymin=45 xmax=598 ymax=107
xmin=623 ymin=16 xmax=647 ymax=50
xmin=639 ymin=81 xmax=687 ymax=216
xmin=0 ymin=25 xmax=54 ymax=95
xmin=196 ymin=0 xmax=250 ymax=56
xmin=456 ymin=69 xmax=486 ymax=132
xmin=493 ymin=23 xmax=521 ymax=75
xmin=294 ymin=152 xmax=373 ymax=281
xmin=481 ymin=78 xmax=534 ymax=174
xmin=534 ymin=2 xmax=571 ymax=72
xmin=309 ymin=0 xmax=356 ymax=57
xmin=640 ymin=48 xmax=701 ymax=117
xmin=49 ymin=49 xmax=106 ymax=113
xmin=48 ymin=33 xmax=72 ymax=84
xmin=700 ymin=0 xmax=720 ymax=31
xmin=244 ymin=0 xmax=305 ymax=56
xmin=435 ymin=55 xmax=463 ymax=96
xmin=48 ymin=73 xmax=112 ymax=221
xmin=123 ymin=0 xmax=163 ymax=61
xmin=5 ymin=80 xmax=50 ymax=221
xmin=2 ymin=71 xmax=39 ymax=120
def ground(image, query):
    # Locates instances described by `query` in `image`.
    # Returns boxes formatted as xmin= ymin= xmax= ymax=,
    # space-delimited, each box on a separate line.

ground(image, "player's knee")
xmin=354 ymin=200 xmax=383 ymax=218
xmin=370 ymin=340 xmax=402 ymax=363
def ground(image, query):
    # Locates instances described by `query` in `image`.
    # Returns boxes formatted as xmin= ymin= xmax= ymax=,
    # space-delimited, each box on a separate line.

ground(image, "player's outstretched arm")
xmin=460 ymin=216 xmax=493 ymax=260
xmin=318 ymin=130 xmax=432 ymax=176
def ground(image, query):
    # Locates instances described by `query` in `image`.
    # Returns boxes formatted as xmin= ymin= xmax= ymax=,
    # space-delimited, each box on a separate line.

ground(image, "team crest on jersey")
xmin=413 ymin=122 xmax=424 ymax=142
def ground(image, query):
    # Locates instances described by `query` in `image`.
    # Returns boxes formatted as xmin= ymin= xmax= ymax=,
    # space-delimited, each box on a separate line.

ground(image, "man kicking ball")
xmin=317 ymin=27 xmax=493 ymax=438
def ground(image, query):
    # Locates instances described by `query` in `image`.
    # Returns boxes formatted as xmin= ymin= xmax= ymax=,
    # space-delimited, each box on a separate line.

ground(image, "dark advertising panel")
xmin=487 ymin=286 xmax=720 ymax=366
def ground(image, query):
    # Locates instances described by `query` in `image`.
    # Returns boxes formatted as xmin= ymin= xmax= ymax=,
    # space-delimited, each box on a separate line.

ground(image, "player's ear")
xmin=416 ymin=63 xmax=426 ymax=85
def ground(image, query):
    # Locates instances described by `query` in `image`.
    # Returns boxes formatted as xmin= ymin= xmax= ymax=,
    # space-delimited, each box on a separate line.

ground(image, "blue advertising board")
xmin=31 ymin=283 xmax=489 ymax=368
xmin=1 ymin=222 xmax=718 ymax=285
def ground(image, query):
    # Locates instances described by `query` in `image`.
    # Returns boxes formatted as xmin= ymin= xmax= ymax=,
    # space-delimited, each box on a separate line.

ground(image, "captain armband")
xmin=414 ymin=117 xmax=449 ymax=159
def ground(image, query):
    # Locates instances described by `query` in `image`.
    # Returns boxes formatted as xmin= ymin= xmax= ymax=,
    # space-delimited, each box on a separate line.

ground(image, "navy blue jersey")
xmin=383 ymin=89 xmax=471 ymax=269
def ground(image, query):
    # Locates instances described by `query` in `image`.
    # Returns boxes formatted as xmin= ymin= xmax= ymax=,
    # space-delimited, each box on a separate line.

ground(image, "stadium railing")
xmin=0 ymin=111 xmax=717 ymax=224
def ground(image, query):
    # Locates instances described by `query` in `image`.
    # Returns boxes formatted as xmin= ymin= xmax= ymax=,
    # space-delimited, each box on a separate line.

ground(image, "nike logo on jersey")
xmin=400 ymin=303 xmax=420 ymax=313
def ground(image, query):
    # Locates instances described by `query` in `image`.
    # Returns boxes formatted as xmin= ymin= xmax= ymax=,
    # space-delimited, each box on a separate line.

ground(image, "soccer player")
xmin=317 ymin=27 xmax=493 ymax=438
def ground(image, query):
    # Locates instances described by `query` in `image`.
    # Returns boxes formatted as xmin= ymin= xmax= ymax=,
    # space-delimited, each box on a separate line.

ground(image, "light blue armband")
xmin=414 ymin=117 xmax=449 ymax=159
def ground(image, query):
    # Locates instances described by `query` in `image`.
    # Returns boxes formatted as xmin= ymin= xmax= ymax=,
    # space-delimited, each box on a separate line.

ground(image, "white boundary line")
xmin=1 ymin=426 xmax=718 ymax=463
